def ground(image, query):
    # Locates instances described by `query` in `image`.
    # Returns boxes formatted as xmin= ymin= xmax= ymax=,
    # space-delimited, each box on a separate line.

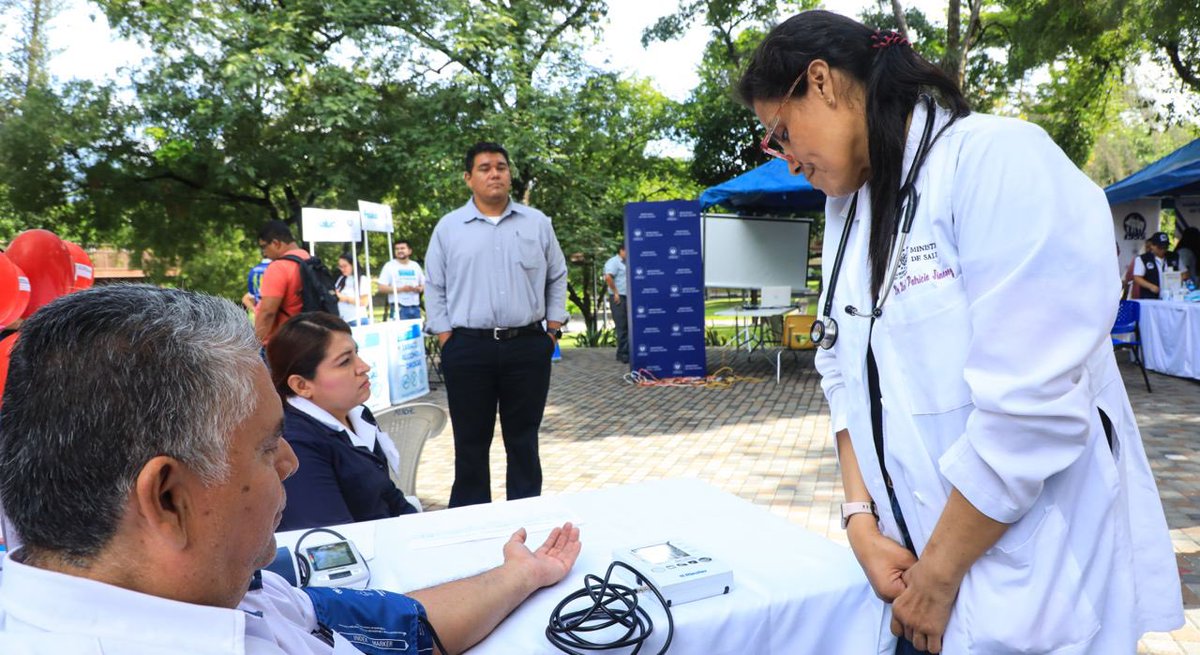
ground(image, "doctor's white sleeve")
xmin=937 ymin=120 xmax=1121 ymax=524
xmin=813 ymin=212 xmax=850 ymax=438
xmin=815 ymin=319 xmax=850 ymax=436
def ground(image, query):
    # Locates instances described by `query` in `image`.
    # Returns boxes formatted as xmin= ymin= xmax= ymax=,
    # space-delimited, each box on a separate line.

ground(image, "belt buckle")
xmin=493 ymin=327 xmax=503 ymax=340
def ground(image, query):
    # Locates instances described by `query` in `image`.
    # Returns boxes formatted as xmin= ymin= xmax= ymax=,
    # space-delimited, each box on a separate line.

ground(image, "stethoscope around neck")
xmin=810 ymin=95 xmax=940 ymax=350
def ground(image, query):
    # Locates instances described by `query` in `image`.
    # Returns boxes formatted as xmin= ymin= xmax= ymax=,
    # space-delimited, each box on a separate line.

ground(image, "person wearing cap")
xmin=1133 ymin=231 xmax=1185 ymax=299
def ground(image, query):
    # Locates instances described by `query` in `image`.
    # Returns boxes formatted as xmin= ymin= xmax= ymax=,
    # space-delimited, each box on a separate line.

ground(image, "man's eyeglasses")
xmin=759 ymin=71 xmax=806 ymax=162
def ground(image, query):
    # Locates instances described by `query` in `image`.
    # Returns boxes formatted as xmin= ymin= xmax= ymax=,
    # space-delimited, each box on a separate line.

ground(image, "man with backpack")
xmin=255 ymin=221 xmax=339 ymax=345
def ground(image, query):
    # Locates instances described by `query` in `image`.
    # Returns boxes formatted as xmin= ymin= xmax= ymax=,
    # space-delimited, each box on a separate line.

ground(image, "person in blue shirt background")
xmin=243 ymin=257 xmax=271 ymax=314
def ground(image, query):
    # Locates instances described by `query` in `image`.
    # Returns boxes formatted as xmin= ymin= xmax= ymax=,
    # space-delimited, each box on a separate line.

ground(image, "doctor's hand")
xmin=846 ymin=517 xmax=916 ymax=602
xmin=890 ymin=557 xmax=961 ymax=654
xmin=502 ymin=522 xmax=582 ymax=591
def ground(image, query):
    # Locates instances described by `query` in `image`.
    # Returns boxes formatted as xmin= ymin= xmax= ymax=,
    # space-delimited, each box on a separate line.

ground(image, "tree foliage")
xmin=0 ymin=0 xmax=694 ymax=322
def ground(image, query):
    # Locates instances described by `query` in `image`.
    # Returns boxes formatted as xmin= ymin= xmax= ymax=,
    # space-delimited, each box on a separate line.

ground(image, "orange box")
xmin=783 ymin=314 xmax=818 ymax=350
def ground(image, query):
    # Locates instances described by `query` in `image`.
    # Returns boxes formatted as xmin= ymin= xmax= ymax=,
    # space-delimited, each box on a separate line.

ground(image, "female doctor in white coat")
xmin=737 ymin=11 xmax=1182 ymax=655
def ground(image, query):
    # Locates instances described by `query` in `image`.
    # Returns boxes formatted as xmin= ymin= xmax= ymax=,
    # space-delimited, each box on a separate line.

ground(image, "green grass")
xmin=704 ymin=297 xmax=744 ymax=319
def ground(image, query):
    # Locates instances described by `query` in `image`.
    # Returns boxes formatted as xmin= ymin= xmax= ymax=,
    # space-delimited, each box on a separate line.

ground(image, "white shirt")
xmin=378 ymin=260 xmax=424 ymax=306
xmin=815 ymin=102 xmax=1182 ymax=653
xmin=0 ymin=556 xmax=335 ymax=654
xmin=336 ymin=274 xmax=370 ymax=323
xmin=287 ymin=397 xmax=401 ymax=475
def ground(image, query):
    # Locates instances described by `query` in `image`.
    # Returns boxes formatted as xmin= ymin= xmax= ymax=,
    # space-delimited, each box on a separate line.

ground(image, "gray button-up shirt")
xmin=603 ymin=254 xmax=627 ymax=295
xmin=424 ymin=198 xmax=569 ymax=334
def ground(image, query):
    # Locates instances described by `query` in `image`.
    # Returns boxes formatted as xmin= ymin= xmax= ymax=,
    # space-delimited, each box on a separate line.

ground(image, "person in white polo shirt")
xmin=377 ymin=240 xmax=425 ymax=320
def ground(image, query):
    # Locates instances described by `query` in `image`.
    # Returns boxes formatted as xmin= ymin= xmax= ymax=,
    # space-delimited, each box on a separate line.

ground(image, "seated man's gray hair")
xmin=0 ymin=285 xmax=261 ymax=563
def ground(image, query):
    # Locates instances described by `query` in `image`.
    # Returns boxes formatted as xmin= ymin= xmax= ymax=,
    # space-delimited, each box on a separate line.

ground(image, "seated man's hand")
xmin=502 ymin=522 xmax=581 ymax=590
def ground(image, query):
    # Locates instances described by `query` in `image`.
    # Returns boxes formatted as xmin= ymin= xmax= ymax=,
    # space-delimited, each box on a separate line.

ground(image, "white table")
xmin=713 ymin=305 xmax=800 ymax=354
xmin=1134 ymin=300 xmax=1200 ymax=380
xmin=278 ymin=478 xmax=890 ymax=655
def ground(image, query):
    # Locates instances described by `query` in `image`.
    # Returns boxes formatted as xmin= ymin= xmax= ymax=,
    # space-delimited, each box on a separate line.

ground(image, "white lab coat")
xmin=0 ymin=556 xmax=338 ymax=654
xmin=815 ymin=101 xmax=1183 ymax=654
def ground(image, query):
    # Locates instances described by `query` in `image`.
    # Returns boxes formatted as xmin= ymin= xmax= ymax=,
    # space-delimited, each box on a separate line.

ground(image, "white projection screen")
xmin=702 ymin=214 xmax=812 ymax=292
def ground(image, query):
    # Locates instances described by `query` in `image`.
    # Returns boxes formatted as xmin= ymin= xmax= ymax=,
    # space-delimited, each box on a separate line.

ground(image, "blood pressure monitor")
xmin=612 ymin=540 xmax=732 ymax=606
xmin=301 ymin=539 xmax=369 ymax=588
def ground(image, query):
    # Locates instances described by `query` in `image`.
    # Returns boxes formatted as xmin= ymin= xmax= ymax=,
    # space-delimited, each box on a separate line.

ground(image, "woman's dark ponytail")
xmin=862 ymin=38 xmax=968 ymax=296
xmin=737 ymin=10 xmax=970 ymax=298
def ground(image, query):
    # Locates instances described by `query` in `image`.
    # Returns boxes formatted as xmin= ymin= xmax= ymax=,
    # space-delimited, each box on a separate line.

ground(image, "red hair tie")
xmin=871 ymin=29 xmax=909 ymax=50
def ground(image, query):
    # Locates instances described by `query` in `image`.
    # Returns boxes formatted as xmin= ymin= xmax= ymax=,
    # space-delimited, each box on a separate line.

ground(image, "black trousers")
xmin=611 ymin=295 xmax=629 ymax=362
xmin=440 ymin=331 xmax=553 ymax=507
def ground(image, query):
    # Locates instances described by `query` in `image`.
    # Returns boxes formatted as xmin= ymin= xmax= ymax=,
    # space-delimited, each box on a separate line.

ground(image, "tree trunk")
xmin=943 ymin=0 xmax=962 ymax=86
xmin=890 ymin=0 xmax=911 ymax=41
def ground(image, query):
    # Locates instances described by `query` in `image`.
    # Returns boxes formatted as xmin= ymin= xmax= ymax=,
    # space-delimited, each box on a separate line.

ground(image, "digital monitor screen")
xmin=632 ymin=542 xmax=689 ymax=564
xmin=308 ymin=542 xmax=357 ymax=570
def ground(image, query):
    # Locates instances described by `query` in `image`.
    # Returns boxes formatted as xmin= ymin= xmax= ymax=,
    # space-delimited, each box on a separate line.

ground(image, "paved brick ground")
xmin=409 ymin=346 xmax=1200 ymax=653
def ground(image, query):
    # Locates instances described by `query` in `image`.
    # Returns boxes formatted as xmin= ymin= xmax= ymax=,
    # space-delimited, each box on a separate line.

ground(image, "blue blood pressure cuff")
xmin=302 ymin=587 xmax=434 ymax=654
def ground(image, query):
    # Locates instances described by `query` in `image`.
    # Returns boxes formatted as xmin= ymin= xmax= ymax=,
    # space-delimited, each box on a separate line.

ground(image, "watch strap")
xmin=840 ymin=501 xmax=877 ymax=529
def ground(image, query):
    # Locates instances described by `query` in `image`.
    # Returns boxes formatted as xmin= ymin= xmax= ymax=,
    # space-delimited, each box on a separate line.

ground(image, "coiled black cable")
xmin=546 ymin=561 xmax=674 ymax=654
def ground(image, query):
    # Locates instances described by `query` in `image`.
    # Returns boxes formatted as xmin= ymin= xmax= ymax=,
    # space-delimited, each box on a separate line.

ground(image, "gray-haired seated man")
xmin=0 ymin=285 xmax=580 ymax=654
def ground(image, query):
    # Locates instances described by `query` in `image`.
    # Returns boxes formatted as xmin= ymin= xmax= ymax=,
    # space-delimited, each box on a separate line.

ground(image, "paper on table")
xmin=407 ymin=512 xmax=582 ymax=549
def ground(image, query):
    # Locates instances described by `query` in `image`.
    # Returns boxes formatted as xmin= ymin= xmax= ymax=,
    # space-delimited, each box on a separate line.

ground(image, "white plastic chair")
xmin=373 ymin=403 xmax=448 ymax=498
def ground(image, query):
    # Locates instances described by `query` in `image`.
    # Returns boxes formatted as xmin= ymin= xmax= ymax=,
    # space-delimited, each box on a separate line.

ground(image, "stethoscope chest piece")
xmin=811 ymin=315 xmax=838 ymax=350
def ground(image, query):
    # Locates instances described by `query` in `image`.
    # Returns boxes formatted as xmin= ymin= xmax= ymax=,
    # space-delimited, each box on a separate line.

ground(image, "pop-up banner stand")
xmin=1111 ymin=199 xmax=1162 ymax=277
xmin=358 ymin=200 xmax=394 ymax=320
xmin=624 ymin=200 xmax=707 ymax=378
xmin=302 ymin=206 xmax=430 ymax=407
xmin=357 ymin=201 xmax=429 ymax=406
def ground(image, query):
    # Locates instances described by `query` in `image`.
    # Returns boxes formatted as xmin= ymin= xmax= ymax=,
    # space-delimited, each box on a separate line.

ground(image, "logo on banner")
xmin=638 ymin=344 xmax=647 ymax=353
xmin=672 ymin=362 xmax=683 ymax=373
xmin=668 ymin=209 xmax=677 ymax=218
xmin=668 ymin=247 xmax=678 ymax=257
xmin=633 ymin=228 xmax=644 ymax=239
xmin=671 ymin=324 xmax=681 ymax=334
xmin=637 ymin=306 xmax=646 ymax=316
xmin=670 ymin=285 xmax=679 ymax=294
xmin=1123 ymin=213 xmax=1147 ymax=241
xmin=320 ymin=219 xmax=335 ymax=228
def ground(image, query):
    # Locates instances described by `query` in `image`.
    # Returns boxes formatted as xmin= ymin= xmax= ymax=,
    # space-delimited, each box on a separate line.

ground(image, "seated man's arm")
xmin=407 ymin=522 xmax=581 ymax=655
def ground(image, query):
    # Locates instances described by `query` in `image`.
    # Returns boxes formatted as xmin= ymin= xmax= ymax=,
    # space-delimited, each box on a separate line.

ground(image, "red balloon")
xmin=6 ymin=229 xmax=73 ymax=319
xmin=0 ymin=254 xmax=30 ymax=327
xmin=64 ymin=241 xmax=95 ymax=291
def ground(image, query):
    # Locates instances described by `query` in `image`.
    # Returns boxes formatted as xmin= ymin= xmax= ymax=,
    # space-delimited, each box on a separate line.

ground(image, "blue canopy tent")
xmin=699 ymin=158 xmax=826 ymax=212
xmin=1105 ymin=138 xmax=1200 ymax=206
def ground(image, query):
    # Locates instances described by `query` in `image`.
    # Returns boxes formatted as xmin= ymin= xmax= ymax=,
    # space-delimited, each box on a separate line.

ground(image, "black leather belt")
xmin=452 ymin=323 xmax=544 ymax=340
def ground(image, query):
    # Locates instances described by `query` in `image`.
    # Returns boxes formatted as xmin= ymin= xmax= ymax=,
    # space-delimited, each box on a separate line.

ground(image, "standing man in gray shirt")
xmin=425 ymin=142 xmax=568 ymax=507
xmin=603 ymin=243 xmax=629 ymax=364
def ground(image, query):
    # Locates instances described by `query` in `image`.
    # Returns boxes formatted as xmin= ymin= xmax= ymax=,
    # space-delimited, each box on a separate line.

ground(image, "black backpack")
xmin=280 ymin=254 xmax=340 ymax=315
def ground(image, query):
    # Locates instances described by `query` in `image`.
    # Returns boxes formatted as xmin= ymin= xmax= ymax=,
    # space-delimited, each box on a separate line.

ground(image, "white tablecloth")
xmin=1134 ymin=300 xmax=1200 ymax=380
xmin=278 ymin=478 xmax=890 ymax=655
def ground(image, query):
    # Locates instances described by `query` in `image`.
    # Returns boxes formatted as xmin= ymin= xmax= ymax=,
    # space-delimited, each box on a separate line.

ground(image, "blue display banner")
xmin=625 ymin=200 xmax=707 ymax=377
